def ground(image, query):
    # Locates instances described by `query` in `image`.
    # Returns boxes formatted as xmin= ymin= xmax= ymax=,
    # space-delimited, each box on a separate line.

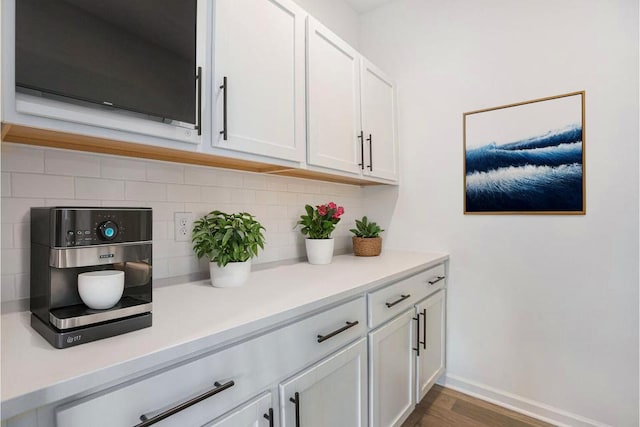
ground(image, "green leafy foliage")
xmin=296 ymin=202 xmax=344 ymax=239
xmin=349 ymin=216 xmax=384 ymax=238
xmin=192 ymin=210 xmax=265 ymax=267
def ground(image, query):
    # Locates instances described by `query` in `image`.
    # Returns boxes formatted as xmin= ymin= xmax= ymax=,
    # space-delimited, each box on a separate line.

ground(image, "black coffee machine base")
xmin=31 ymin=312 xmax=152 ymax=349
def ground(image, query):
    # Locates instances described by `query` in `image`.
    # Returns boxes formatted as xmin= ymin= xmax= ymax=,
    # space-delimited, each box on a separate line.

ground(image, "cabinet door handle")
xmin=385 ymin=294 xmax=410 ymax=308
xmin=317 ymin=321 xmax=359 ymax=343
xmin=422 ymin=308 xmax=427 ymax=350
xmin=413 ymin=315 xmax=420 ymax=356
xmin=219 ymin=76 xmax=228 ymax=140
xmin=428 ymin=276 xmax=445 ymax=285
xmin=196 ymin=66 xmax=202 ymax=136
xmin=135 ymin=380 xmax=235 ymax=427
xmin=367 ymin=134 xmax=373 ymax=171
xmin=263 ymin=408 xmax=274 ymax=427
xmin=358 ymin=131 xmax=365 ymax=169
xmin=289 ymin=392 xmax=300 ymax=427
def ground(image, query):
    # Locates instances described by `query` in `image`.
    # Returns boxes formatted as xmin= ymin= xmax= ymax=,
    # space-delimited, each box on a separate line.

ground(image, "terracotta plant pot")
xmin=352 ymin=236 xmax=382 ymax=257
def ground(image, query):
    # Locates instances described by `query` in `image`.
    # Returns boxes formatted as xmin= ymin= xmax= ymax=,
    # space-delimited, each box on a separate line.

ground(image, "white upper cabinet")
xmin=1 ymin=0 xmax=210 ymax=147
xmin=306 ymin=17 xmax=363 ymax=175
xmin=361 ymin=59 xmax=399 ymax=181
xmin=306 ymin=17 xmax=398 ymax=182
xmin=213 ymin=0 xmax=306 ymax=163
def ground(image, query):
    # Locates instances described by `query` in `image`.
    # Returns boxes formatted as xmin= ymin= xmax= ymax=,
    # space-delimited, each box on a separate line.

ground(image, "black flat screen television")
xmin=15 ymin=0 xmax=197 ymax=125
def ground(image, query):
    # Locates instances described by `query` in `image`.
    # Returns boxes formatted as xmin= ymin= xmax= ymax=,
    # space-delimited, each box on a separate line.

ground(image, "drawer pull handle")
xmin=135 ymin=380 xmax=235 ymax=427
xmin=289 ymin=392 xmax=300 ymax=427
xmin=317 ymin=321 xmax=359 ymax=343
xmin=385 ymin=294 xmax=410 ymax=308
xmin=428 ymin=276 xmax=445 ymax=285
xmin=264 ymin=408 xmax=274 ymax=427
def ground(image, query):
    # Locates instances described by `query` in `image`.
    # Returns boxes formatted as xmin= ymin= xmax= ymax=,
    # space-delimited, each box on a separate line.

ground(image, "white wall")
xmin=292 ymin=0 xmax=360 ymax=48
xmin=0 ymin=143 xmax=365 ymax=304
xmin=359 ymin=0 xmax=639 ymax=426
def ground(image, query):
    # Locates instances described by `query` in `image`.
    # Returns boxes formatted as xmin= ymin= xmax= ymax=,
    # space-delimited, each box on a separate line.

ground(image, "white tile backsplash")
xmin=0 ymin=143 xmax=366 ymax=302
xmin=101 ymin=157 xmax=147 ymax=181
xmin=125 ymin=181 xmax=167 ymax=201
xmin=2 ymin=172 xmax=12 ymax=197
xmin=146 ymin=163 xmax=185 ymax=184
xmin=12 ymin=173 xmax=75 ymax=199
xmin=2 ymin=223 xmax=14 ymax=248
xmin=75 ymin=177 xmax=125 ymax=200
xmin=167 ymin=184 xmax=201 ymax=202
xmin=45 ymin=150 xmax=101 ymax=177
xmin=1 ymin=145 xmax=44 ymax=173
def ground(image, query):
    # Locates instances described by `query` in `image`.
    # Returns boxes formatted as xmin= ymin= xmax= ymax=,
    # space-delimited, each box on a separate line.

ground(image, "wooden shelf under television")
xmin=1 ymin=123 xmax=381 ymax=186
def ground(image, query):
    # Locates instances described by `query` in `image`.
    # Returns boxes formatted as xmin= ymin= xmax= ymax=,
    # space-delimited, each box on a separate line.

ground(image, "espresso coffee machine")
xmin=30 ymin=207 xmax=153 ymax=348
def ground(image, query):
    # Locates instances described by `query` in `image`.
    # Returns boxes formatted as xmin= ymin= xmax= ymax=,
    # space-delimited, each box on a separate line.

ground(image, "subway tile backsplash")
xmin=0 ymin=143 xmax=365 ymax=304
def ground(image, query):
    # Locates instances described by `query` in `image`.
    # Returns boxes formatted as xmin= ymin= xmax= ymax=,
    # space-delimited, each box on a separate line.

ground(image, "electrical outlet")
xmin=174 ymin=212 xmax=193 ymax=242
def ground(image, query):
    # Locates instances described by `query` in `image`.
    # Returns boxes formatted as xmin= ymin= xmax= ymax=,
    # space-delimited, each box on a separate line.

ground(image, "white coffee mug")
xmin=78 ymin=270 xmax=124 ymax=310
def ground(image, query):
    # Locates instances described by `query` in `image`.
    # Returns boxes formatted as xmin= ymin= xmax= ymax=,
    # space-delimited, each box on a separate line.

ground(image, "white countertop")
xmin=1 ymin=251 xmax=448 ymax=419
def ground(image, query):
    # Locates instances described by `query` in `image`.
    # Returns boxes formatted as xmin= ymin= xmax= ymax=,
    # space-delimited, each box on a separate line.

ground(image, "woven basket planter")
xmin=352 ymin=236 xmax=382 ymax=257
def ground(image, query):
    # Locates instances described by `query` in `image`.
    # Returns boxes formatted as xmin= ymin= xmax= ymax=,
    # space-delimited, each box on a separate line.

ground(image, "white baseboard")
xmin=439 ymin=374 xmax=612 ymax=427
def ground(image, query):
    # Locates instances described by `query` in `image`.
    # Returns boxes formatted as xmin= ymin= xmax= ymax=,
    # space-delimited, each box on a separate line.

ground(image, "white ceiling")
xmin=343 ymin=0 xmax=395 ymax=13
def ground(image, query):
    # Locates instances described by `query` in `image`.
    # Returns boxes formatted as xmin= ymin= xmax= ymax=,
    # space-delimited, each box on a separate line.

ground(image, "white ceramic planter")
xmin=209 ymin=260 xmax=252 ymax=288
xmin=305 ymin=238 xmax=335 ymax=265
xmin=77 ymin=270 xmax=124 ymax=309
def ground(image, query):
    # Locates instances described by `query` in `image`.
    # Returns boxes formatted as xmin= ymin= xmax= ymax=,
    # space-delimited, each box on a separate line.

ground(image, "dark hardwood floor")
xmin=401 ymin=385 xmax=556 ymax=427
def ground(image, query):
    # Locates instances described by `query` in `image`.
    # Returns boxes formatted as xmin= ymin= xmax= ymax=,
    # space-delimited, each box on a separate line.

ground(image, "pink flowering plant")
xmin=296 ymin=202 xmax=345 ymax=239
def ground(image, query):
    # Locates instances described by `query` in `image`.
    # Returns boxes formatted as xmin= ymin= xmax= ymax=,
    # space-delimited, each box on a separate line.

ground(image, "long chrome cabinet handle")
xmin=358 ymin=130 xmax=365 ymax=169
xmin=219 ymin=76 xmax=228 ymax=140
xmin=385 ymin=294 xmax=410 ymax=308
xmin=289 ymin=392 xmax=300 ymax=427
xmin=317 ymin=321 xmax=359 ymax=343
xmin=428 ymin=276 xmax=445 ymax=285
xmin=263 ymin=408 xmax=274 ymax=427
xmin=135 ymin=380 xmax=235 ymax=426
xmin=367 ymin=134 xmax=373 ymax=171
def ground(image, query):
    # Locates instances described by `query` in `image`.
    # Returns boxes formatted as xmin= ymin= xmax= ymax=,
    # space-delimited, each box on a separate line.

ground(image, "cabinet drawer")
xmin=56 ymin=297 xmax=366 ymax=427
xmin=367 ymin=263 xmax=445 ymax=329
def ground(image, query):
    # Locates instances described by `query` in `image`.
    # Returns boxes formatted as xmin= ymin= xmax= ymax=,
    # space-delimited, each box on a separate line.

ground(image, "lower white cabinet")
xmin=368 ymin=274 xmax=447 ymax=427
xmin=17 ymin=262 xmax=447 ymax=427
xmin=280 ymin=338 xmax=368 ymax=427
xmin=416 ymin=290 xmax=446 ymax=403
xmin=204 ymin=393 xmax=274 ymax=427
xmin=368 ymin=310 xmax=416 ymax=427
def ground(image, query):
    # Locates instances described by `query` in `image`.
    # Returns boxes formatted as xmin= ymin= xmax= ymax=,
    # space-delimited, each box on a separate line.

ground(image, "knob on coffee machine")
xmin=98 ymin=220 xmax=119 ymax=240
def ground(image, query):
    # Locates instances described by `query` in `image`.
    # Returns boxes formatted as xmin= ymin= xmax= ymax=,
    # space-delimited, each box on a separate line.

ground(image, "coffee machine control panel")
xmin=32 ymin=208 xmax=152 ymax=248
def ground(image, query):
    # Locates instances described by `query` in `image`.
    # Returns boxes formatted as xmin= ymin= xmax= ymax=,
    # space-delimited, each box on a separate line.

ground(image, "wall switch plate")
xmin=174 ymin=212 xmax=193 ymax=242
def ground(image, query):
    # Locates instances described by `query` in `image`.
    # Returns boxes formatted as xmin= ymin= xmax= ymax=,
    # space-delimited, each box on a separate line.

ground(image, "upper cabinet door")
xmin=213 ymin=0 xmax=306 ymax=162
xmin=306 ymin=17 xmax=362 ymax=175
xmin=361 ymin=58 xmax=399 ymax=181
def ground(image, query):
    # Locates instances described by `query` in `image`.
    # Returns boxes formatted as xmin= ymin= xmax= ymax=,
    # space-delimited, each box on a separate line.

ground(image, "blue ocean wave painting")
xmin=465 ymin=124 xmax=583 ymax=212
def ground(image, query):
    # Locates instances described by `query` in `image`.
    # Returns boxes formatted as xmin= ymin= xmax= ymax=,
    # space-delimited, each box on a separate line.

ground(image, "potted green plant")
xmin=350 ymin=216 xmax=384 ymax=256
xmin=296 ymin=202 xmax=344 ymax=264
xmin=192 ymin=210 xmax=265 ymax=287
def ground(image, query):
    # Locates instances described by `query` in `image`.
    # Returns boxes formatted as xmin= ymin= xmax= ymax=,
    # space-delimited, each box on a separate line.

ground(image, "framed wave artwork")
xmin=463 ymin=91 xmax=585 ymax=214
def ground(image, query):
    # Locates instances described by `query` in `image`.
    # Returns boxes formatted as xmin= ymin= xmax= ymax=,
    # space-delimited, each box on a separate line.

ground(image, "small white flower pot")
xmin=305 ymin=238 xmax=335 ymax=265
xmin=209 ymin=260 xmax=251 ymax=288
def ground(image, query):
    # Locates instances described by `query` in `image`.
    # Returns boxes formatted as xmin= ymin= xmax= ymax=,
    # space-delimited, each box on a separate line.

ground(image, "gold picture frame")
xmin=463 ymin=91 xmax=586 ymax=215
